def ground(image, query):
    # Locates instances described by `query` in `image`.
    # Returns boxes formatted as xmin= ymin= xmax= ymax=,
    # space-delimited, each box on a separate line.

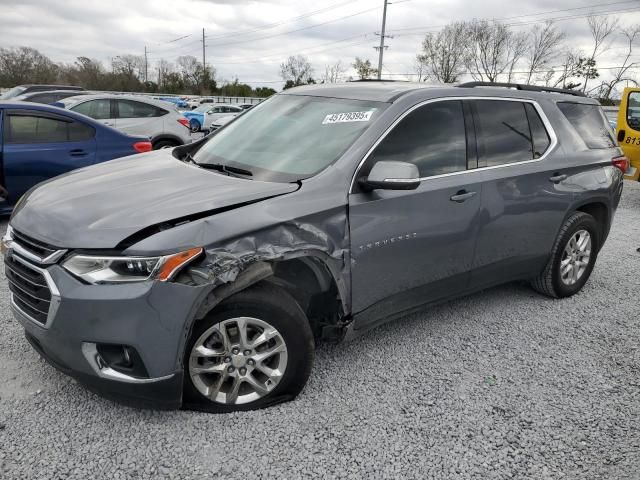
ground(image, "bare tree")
xmin=322 ymin=60 xmax=346 ymax=83
xmin=506 ymin=31 xmax=529 ymax=82
xmin=598 ymin=26 xmax=640 ymax=99
xmin=465 ymin=20 xmax=526 ymax=82
xmin=156 ymin=59 xmax=173 ymax=88
xmin=416 ymin=22 xmax=467 ymax=83
xmin=583 ymin=15 xmax=619 ymax=92
xmin=524 ymin=21 xmax=565 ymax=84
xmin=549 ymin=51 xmax=582 ymax=89
xmin=352 ymin=57 xmax=378 ymax=80
xmin=280 ymin=55 xmax=314 ymax=86
xmin=413 ymin=56 xmax=428 ymax=82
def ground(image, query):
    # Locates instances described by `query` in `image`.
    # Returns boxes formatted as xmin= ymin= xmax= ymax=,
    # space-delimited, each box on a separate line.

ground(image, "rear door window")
xmin=116 ymin=100 xmax=165 ymax=118
xmin=369 ymin=100 xmax=467 ymax=177
xmin=557 ymin=102 xmax=615 ymax=149
xmin=5 ymin=114 xmax=95 ymax=143
xmin=71 ymin=99 xmax=112 ymax=120
xmin=473 ymin=100 xmax=536 ymax=167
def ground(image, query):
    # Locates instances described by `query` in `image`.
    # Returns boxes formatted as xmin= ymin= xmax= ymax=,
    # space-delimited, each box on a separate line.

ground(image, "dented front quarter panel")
xmin=123 ymin=172 xmax=353 ymax=360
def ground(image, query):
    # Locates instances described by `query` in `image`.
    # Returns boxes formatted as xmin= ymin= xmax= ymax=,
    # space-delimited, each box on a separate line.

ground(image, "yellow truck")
xmin=617 ymin=87 xmax=640 ymax=181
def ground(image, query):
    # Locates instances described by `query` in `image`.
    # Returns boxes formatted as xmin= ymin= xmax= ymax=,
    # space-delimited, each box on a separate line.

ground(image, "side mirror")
xmin=359 ymin=161 xmax=421 ymax=191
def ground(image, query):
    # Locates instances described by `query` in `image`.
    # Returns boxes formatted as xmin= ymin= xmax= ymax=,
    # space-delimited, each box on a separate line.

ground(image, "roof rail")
xmin=457 ymin=81 xmax=586 ymax=97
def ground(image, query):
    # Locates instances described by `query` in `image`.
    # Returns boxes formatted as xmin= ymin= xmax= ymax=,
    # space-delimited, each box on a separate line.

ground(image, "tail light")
xmin=177 ymin=118 xmax=189 ymax=128
xmin=612 ymin=155 xmax=629 ymax=173
xmin=133 ymin=141 xmax=152 ymax=153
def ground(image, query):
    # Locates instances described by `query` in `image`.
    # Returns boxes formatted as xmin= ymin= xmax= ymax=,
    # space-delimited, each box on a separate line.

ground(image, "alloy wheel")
xmin=560 ymin=229 xmax=592 ymax=286
xmin=188 ymin=317 xmax=288 ymax=404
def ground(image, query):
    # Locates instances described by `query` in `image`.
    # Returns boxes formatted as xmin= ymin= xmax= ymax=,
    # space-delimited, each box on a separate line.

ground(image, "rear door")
xmin=114 ymin=99 xmax=165 ymax=139
xmin=349 ymin=99 xmax=482 ymax=327
xmin=69 ymin=99 xmax=116 ymax=128
xmin=1 ymin=109 xmax=97 ymax=205
xmin=616 ymin=87 xmax=640 ymax=180
xmin=468 ymin=99 xmax=572 ymax=288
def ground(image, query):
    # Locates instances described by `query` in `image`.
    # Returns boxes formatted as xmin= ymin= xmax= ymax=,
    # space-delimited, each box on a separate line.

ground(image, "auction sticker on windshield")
xmin=322 ymin=111 xmax=374 ymax=124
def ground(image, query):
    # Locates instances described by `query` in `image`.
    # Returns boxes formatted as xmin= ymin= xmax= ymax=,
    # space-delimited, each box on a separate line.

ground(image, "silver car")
xmin=60 ymin=94 xmax=191 ymax=149
xmin=202 ymin=103 xmax=243 ymax=131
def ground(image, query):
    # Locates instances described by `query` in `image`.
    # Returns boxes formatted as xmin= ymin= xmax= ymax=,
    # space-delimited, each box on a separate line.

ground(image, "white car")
xmin=209 ymin=114 xmax=237 ymax=131
xmin=186 ymin=98 xmax=201 ymax=110
xmin=202 ymin=104 xmax=243 ymax=130
xmin=60 ymin=94 xmax=192 ymax=149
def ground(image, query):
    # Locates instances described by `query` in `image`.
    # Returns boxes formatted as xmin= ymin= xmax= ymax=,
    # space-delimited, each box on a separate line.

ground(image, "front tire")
xmin=531 ymin=211 xmax=600 ymax=298
xmin=183 ymin=282 xmax=314 ymax=413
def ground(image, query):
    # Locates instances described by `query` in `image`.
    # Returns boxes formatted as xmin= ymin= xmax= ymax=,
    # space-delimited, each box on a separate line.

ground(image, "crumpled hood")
xmin=10 ymin=151 xmax=299 ymax=249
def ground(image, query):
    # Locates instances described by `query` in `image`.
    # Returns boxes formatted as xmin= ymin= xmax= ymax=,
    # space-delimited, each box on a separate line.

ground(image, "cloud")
xmin=1 ymin=0 xmax=639 ymax=88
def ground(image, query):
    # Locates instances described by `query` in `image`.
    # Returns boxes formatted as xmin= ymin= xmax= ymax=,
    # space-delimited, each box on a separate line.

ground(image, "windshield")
xmin=1 ymin=86 xmax=27 ymax=99
xmin=192 ymin=94 xmax=386 ymax=182
xmin=194 ymin=104 xmax=213 ymax=112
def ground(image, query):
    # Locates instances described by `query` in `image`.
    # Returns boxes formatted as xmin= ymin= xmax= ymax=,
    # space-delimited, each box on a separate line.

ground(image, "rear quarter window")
xmin=557 ymin=102 xmax=615 ymax=149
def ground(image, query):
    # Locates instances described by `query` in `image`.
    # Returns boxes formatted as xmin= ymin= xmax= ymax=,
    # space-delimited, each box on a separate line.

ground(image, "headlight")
xmin=62 ymin=247 xmax=202 ymax=284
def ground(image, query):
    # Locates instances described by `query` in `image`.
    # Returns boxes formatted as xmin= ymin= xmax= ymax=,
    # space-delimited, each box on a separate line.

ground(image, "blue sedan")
xmin=155 ymin=96 xmax=189 ymax=109
xmin=0 ymin=101 xmax=152 ymax=214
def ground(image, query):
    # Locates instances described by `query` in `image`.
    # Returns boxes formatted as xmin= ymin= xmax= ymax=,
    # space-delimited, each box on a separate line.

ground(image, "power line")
xmin=148 ymin=0 xmax=364 ymax=55
xmin=388 ymin=0 xmax=639 ymax=34
xmin=205 ymin=5 xmax=383 ymax=48
xmin=204 ymin=0 xmax=362 ymax=41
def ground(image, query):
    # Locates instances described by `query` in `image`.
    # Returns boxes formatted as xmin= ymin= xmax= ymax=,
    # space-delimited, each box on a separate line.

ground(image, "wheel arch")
xmin=573 ymin=199 xmax=610 ymax=248
xmin=151 ymin=134 xmax=184 ymax=148
xmin=186 ymin=252 xmax=349 ymax=347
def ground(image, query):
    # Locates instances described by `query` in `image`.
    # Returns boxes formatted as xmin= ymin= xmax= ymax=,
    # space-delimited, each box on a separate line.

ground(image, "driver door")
xmin=348 ymin=100 xmax=482 ymax=329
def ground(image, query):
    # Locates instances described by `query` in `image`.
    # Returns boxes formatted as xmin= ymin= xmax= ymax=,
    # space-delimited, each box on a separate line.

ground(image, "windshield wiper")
xmin=196 ymin=162 xmax=253 ymax=177
xmin=181 ymin=152 xmax=253 ymax=177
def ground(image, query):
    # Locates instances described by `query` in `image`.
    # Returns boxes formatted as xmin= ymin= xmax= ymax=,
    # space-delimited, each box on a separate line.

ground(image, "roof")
xmin=280 ymin=81 xmax=438 ymax=102
xmin=279 ymin=81 xmax=600 ymax=104
xmin=60 ymin=94 xmax=177 ymax=109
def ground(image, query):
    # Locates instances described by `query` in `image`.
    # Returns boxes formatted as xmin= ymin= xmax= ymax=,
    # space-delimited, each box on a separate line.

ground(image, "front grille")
xmin=12 ymin=229 xmax=59 ymax=259
xmin=5 ymin=254 xmax=52 ymax=325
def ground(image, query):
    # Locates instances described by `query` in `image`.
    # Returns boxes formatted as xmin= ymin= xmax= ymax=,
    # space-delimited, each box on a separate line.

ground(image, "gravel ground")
xmin=1 ymin=182 xmax=640 ymax=480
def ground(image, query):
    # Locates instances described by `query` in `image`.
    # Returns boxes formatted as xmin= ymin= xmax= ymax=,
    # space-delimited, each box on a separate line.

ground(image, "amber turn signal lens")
xmin=157 ymin=247 xmax=203 ymax=281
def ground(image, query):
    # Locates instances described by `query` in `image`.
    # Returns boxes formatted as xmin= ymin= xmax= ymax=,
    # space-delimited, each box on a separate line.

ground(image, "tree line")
xmin=0 ymin=48 xmax=277 ymax=97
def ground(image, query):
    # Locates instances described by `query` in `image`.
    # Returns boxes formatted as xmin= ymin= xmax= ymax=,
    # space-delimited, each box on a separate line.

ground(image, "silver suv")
xmin=60 ymin=94 xmax=192 ymax=149
xmin=4 ymin=81 xmax=625 ymax=412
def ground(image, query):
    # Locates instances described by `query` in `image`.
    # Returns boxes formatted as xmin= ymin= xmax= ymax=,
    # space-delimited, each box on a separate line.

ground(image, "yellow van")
xmin=617 ymin=87 xmax=640 ymax=180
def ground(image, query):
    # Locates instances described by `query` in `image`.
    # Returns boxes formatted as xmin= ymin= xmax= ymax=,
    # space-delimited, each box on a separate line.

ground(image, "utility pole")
xmin=375 ymin=0 xmax=390 ymax=80
xmin=202 ymin=28 xmax=206 ymax=71
xmin=144 ymin=46 xmax=148 ymax=83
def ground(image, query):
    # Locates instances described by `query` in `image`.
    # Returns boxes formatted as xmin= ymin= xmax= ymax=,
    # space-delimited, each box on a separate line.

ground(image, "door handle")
xmin=70 ymin=149 xmax=88 ymax=157
xmin=617 ymin=129 xmax=625 ymax=142
xmin=103 ymin=122 xmax=113 ymax=126
xmin=450 ymin=190 xmax=477 ymax=203
xmin=549 ymin=173 xmax=567 ymax=184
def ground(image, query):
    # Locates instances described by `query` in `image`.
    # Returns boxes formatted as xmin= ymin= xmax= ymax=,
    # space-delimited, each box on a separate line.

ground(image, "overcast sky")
xmin=1 ymin=0 xmax=639 ymax=89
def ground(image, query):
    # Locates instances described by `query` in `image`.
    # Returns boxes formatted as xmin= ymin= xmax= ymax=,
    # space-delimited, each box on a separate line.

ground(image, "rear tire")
xmin=152 ymin=139 xmax=180 ymax=150
xmin=189 ymin=119 xmax=200 ymax=132
xmin=531 ymin=211 xmax=600 ymax=298
xmin=182 ymin=282 xmax=315 ymax=413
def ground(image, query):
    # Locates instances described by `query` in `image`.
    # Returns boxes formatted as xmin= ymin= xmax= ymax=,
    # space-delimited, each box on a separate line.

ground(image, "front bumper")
xmin=9 ymin=259 xmax=206 ymax=409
